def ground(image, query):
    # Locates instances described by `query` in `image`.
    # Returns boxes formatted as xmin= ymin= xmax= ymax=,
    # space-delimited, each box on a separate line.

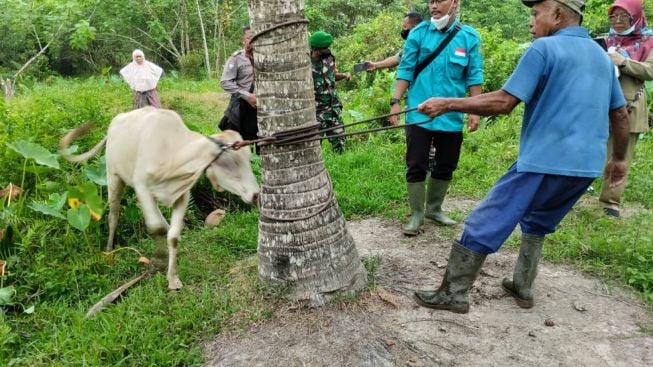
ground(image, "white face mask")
xmin=611 ymin=24 xmax=636 ymax=36
xmin=431 ymin=1 xmax=456 ymax=30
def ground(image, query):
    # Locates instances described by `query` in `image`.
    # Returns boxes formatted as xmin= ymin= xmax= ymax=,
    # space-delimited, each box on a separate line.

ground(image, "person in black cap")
xmin=411 ymin=0 xmax=630 ymax=314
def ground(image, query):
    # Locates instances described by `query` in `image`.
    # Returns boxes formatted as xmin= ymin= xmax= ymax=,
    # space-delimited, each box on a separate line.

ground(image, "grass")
xmin=1 ymin=77 xmax=652 ymax=366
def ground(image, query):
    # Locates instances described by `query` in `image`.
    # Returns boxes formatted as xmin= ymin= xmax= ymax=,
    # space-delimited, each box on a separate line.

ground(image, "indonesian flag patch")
xmin=454 ymin=48 xmax=466 ymax=57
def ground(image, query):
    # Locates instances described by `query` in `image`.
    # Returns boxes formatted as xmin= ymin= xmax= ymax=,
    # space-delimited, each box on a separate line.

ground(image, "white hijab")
xmin=119 ymin=49 xmax=163 ymax=92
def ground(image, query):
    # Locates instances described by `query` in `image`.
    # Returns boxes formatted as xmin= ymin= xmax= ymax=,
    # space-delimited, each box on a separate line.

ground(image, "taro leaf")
xmin=0 ymin=286 xmax=16 ymax=305
xmin=84 ymin=155 xmax=107 ymax=186
xmin=67 ymin=205 xmax=91 ymax=231
xmin=6 ymin=140 xmax=60 ymax=169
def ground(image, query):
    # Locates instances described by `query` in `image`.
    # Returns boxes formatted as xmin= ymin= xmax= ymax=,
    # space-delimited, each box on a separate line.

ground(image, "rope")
xmin=250 ymin=19 xmax=310 ymax=46
xmin=232 ymin=107 xmax=421 ymax=150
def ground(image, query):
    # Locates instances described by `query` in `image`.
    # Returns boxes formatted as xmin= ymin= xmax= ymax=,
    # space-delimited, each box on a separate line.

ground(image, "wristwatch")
xmin=390 ymin=97 xmax=401 ymax=107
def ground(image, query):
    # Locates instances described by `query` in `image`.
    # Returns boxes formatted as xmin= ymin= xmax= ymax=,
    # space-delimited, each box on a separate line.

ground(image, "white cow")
xmin=60 ymin=107 xmax=259 ymax=290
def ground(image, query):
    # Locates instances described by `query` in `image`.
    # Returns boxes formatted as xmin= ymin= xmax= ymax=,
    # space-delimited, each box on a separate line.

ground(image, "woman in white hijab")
xmin=120 ymin=49 xmax=163 ymax=109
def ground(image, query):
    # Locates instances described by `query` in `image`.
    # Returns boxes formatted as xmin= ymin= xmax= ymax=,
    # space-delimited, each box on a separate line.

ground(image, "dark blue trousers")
xmin=460 ymin=163 xmax=594 ymax=254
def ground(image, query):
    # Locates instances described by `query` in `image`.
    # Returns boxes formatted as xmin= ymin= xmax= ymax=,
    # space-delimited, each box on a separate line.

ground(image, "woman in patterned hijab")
xmin=600 ymin=0 xmax=653 ymax=217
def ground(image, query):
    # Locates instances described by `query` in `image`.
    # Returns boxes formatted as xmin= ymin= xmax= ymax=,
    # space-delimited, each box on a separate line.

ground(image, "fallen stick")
xmin=85 ymin=271 xmax=150 ymax=318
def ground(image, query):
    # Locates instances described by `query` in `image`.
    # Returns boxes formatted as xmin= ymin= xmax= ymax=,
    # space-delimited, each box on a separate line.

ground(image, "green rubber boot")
xmin=502 ymin=234 xmax=545 ymax=309
xmin=403 ymin=182 xmax=425 ymax=236
xmin=414 ymin=241 xmax=487 ymax=314
xmin=425 ymin=178 xmax=456 ymax=225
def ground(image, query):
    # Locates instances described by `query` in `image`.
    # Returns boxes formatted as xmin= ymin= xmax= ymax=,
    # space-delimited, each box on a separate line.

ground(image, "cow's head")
xmin=205 ymin=130 xmax=260 ymax=204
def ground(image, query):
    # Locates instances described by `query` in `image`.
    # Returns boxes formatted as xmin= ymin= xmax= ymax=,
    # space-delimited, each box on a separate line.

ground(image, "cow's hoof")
xmin=168 ymin=278 xmax=183 ymax=291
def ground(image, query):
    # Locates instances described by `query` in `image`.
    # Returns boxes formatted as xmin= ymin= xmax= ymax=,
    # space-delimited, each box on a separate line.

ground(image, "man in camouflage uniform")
xmin=310 ymin=31 xmax=350 ymax=153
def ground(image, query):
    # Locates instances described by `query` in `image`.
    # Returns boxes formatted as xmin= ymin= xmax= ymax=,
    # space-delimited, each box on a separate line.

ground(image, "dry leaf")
xmin=376 ymin=288 xmax=401 ymax=309
xmin=0 ymin=260 xmax=6 ymax=278
xmin=0 ymin=183 xmax=22 ymax=200
xmin=138 ymin=256 xmax=151 ymax=266
xmin=205 ymin=209 xmax=226 ymax=228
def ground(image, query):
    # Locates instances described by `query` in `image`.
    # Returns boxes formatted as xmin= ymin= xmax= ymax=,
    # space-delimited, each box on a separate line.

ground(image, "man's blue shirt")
xmin=502 ymin=27 xmax=625 ymax=178
xmin=397 ymin=19 xmax=484 ymax=131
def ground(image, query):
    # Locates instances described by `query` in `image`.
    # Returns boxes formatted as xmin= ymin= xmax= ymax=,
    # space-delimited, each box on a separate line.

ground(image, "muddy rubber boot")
xmin=502 ymin=234 xmax=544 ymax=309
xmin=403 ymin=182 xmax=425 ymax=236
xmin=414 ymin=241 xmax=487 ymax=313
xmin=424 ymin=178 xmax=456 ymax=225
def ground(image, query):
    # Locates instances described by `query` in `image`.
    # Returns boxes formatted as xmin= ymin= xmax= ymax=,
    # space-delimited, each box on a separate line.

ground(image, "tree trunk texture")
xmin=248 ymin=0 xmax=367 ymax=305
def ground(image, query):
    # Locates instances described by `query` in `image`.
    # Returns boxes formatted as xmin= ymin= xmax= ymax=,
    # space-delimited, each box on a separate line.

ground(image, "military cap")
xmin=309 ymin=31 xmax=333 ymax=49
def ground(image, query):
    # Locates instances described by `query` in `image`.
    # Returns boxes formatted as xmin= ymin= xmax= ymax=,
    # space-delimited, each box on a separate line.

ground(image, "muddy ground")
xmin=205 ymin=203 xmax=653 ymax=367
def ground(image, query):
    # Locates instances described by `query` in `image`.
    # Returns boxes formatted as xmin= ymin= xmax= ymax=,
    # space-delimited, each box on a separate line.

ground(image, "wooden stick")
xmin=85 ymin=271 xmax=150 ymax=318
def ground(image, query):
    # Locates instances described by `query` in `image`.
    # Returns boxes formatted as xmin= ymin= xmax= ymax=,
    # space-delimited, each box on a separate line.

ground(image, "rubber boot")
xmin=414 ymin=241 xmax=487 ymax=313
xmin=501 ymin=234 xmax=545 ymax=309
xmin=425 ymin=178 xmax=456 ymax=225
xmin=403 ymin=182 xmax=425 ymax=236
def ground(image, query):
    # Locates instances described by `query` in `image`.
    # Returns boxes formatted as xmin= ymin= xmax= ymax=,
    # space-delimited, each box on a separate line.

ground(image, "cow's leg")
xmin=133 ymin=185 xmax=169 ymax=272
xmin=166 ymin=191 xmax=190 ymax=290
xmin=106 ymin=174 xmax=125 ymax=251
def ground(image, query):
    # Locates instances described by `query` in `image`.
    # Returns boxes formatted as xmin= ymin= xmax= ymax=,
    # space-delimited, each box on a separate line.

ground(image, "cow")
xmin=60 ymin=107 xmax=260 ymax=290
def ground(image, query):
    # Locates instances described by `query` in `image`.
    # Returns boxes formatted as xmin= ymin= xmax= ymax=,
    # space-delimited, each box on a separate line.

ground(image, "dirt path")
xmin=205 ymin=214 xmax=653 ymax=366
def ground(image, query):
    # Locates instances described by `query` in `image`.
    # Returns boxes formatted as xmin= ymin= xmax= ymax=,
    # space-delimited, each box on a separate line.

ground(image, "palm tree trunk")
xmin=248 ymin=0 xmax=367 ymax=305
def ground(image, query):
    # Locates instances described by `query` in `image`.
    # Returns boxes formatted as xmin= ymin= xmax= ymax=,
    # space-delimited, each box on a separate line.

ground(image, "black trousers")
xmin=405 ymin=125 xmax=463 ymax=183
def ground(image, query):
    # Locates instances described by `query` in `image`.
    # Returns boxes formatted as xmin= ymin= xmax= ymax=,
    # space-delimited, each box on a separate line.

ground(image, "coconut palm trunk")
xmin=248 ymin=0 xmax=367 ymax=304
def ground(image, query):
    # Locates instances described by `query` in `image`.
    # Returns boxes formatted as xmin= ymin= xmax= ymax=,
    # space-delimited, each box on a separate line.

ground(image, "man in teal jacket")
xmin=390 ymin=0 xmax=484 ymax=236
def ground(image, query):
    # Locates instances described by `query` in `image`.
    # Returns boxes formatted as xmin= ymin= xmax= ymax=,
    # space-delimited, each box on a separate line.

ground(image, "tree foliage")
xmin=1 ymin=0 xmax=652 ymax=88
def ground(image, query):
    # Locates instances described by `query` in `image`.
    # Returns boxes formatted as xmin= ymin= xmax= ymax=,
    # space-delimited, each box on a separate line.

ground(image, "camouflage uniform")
xmin=312 ymin=54 xmax=345 ymax=153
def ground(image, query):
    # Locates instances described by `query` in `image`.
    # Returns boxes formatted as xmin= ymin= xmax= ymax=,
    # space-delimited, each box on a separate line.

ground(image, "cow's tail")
xmin=59 ymin=123 xmax=108 ymax=163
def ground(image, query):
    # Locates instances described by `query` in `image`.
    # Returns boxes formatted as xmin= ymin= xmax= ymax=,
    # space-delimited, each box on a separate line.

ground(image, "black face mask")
xmin=400 ymin=29 xmax=410 ymax=40
xmin=320 ymin=49 xmax=332 ymax=58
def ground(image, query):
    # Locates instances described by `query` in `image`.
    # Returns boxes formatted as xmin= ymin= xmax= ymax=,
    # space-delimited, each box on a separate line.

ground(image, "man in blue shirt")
xmin=389 ymin=0 xmax=484 ymax=236
xmin=412 ymin=0 xmax=629 ymax=314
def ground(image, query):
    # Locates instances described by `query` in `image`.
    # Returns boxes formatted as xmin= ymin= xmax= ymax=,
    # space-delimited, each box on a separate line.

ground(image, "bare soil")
xmin=205 ymin=203 xmax=653 ymax=366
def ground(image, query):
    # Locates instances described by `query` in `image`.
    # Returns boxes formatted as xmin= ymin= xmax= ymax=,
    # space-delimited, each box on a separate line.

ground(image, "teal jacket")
xmin=397 ymin=19 xmax=484 ymax=131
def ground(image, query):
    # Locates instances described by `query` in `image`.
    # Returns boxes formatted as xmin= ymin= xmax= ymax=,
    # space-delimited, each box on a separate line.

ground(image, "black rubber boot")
xmin=502 ymin=234 xmax=545 ymax=309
